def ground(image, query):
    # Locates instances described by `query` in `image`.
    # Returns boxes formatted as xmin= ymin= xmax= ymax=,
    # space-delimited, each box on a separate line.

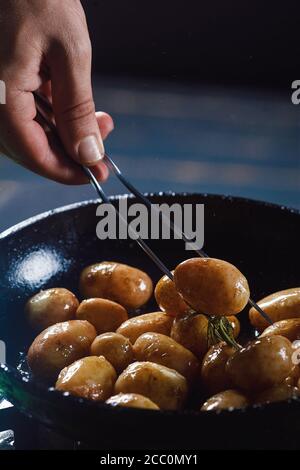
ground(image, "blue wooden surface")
xmin=0 ymin=77 xmax=299 ymax=232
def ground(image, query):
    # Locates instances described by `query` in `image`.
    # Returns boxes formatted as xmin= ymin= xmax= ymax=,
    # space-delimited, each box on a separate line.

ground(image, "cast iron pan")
xmin=0 ymin=193 xmax=300 ymax=450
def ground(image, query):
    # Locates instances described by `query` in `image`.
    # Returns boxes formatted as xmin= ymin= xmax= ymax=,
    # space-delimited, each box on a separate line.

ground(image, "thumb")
xmin=50 ymin=43 xmax=104 ymax=167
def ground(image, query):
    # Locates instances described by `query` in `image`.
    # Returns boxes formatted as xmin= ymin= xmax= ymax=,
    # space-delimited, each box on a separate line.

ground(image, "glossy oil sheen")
xmin=0 ymin=193 xmax=300 ymax=449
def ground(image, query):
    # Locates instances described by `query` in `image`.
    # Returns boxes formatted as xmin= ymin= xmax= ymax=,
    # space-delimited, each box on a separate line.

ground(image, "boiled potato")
xmin=260 ymin=318 xmax=300 ymax=342
xmin=27 ymin=320 xmax=96 ymax=380
xmin=154 ymin=272 xmax=189 ymax=317
xmin=115 ymin=361 xmax=188 ymax=410
xmin=116 ymin=312 xmax=173 ymax=344
xmin=201 ymin=389 xmax=249 ymax=412
xmin=133 ymin=332 xmax=200 ymax=382
xmin=171 ymin=313 xmax=209 ymax=359
xmin=201 ymin=342 xmax=236 ymax=395
xmin=106 ymin=393 xmax=159 ymax=410
xmin=254 ymin=383 xmax=300 ymax=406
xmin=174 ymin=258 xmax=250 ymax=316
xmin=227 ymin=315 xmax=240 ymax=339
xmin=76 ymin=298 xmax=128 ymax=334
xmin=249 ymin=287 xmax=300 ymax=332
xmin=79 ymin=262 xmax=153 ymax=310
xmin=284 ymin=365 xmax=300 ymax=386
xmin=226 ymin=336 xmax=293 ymax=392
xmin=56 ymin=356 xmax=116 ymax=401
xmin=25 ymin=288 xmax=79 ymax=331
xmin=90 ymin=332 xmax=134 ymax=373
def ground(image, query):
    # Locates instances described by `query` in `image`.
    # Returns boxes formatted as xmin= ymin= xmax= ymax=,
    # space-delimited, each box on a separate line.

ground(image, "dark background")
xmin=0 ymin=0 xmax=299 ymax=233
xmin=83 ymin=0 xmax=299 ymax=88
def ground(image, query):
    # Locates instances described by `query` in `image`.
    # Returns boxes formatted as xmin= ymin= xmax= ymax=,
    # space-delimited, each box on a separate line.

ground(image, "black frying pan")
xmin=0 ymin=193 xmax=300 ymax=450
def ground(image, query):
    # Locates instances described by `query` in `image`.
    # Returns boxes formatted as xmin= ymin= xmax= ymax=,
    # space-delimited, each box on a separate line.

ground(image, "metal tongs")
xmin=33 ymin=91 xmax=272 ymax=334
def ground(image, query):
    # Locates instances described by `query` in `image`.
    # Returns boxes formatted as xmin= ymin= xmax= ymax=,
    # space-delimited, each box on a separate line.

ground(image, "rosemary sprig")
xmin=207 ymin=315 xmax=241 ymax=350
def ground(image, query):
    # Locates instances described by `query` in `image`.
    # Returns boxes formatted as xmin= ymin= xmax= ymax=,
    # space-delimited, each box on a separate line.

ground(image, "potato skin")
xmin=284 ymin=365 xmax=300 ymax=386
xmin=76 ymin=298 xmax=128 ymax=334
xmin=79 ymin=262 xmax=153 ymax=310
xmin=227 ymin=336 xmax=293 ymax=392
xmin=91 ymin=332 xmax=134 ymax=373
xmin=154 ymin=272 xmax=189 ymax=317
xmin=227 ymin=316 xmax=240 ymax=339
xmin=114 ymin=361 xmax=188 ymax=410
xmin=27 ymin=320 xmax=97 ymax=381
xmin=25 ymin=288 xmax=79 ymax=331
xmin=260 ymin=318 xmax=300 ymax=342
xmin=254 ymin=383 xmax=300 ymax=406
xmin=56 ymin=356 xmax=116 ymax=401
xmin=171 ymin=313 xmax=209 ymax=360
xmin=106 ymin=393 xmax=159 ymax=410
xmin=201 ymin=389 xmax=249 ymax=412
xmin=133 ymin=333 xmax=200 ymax=382
xmin=174 ymin=258 xmax=250 ymax=316
xmin=116 ymin=312 xmax=173 ymax=344
xmin=249 ymin=288 xmax=300 ymax=332
xmin=201 ymin=342 xmax=236 ymax=395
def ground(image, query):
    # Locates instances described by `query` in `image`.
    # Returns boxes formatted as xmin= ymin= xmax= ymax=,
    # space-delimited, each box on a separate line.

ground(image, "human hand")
xmin=0 ymin=0 xmax=113 ymax=184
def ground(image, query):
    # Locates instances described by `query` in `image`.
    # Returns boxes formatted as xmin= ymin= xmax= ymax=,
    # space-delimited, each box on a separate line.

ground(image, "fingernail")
xmin=78 ymin=135 xmax=104 ymax=165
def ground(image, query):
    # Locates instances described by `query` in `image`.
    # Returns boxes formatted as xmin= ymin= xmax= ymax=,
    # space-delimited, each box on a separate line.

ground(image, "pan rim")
xmin=1 ymin=191 xmax=300 ymax=420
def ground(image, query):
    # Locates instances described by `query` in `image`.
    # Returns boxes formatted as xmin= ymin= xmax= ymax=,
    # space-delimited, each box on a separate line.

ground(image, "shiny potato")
xmin=27 ymin=320 xmax=97 ymax=381
xmin=79 ymin=262 xmax=153 ymax=310
xmin=201 ymin=389 xmax=249 ymax=412
xmin=284 ymin=365 xmax=300 ymax=386
xmin=174 ymin=258 xmax=250 ymax=316
xmin=25 ymin=288 xmax=79 ymax=331
xmin=260 ymin=318 xmax=300 ymax=342
xmin=133 ymin=332 xmax=200 ymax=382
xmin=114 ymin=361 xmax=188 ymax=410
xmin=154 ymin=272 xmax=189 ymax=317
xmin=76 ymin=298 xmax=128 ymax=334
xmin=56 ymin=356 xmax=116 ymax=401
xmin=249 ymin=288 xmax=300 ymax=332
xmin=226 ymin=336 xmax=293 ymax=392
xmin=227 ymin=315 xmax=240 ymax=339
xmin=254 ymin=383 xmax=300 ymax=406
xmin=201 ymin=342 xmax=236 ymax=395
xmin=90 ymin=332 xmax=134 ymax=373
xmin=116 ymin=312 xmax=173 ymax=344
xmin=106 ymin=393 xmax=159 ymax=410
xmin=171 ymin=312 xmax=209 ymax=360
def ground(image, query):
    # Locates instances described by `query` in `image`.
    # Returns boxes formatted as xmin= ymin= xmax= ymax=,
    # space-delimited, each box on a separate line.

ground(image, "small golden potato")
xmin=249 ymin=287 xmax=300 ymax=332
xmin=90 ymin=332 xmax=134 ymax=373
xmin=174 ymin=258 xmax=250 ymax=316
xmin=201 ymin=389 xmax=249 ymax=412
xmin=201 ymin=342 xmax=236 ymax=395
xmin=116 ymin=312 xmax=173 ymax=344
xmin=27 ymin=320 xmax=97 ymax=381
xmin=56 ymin=356 xmax=116 ymax=401
xmin=154 ymin=272 xmax=189 ymax=317
xmin=76 ymin=298 xmax=128 ymax=334
xmin=106 ymin=393 xmax=159 ymax=410
xmin=284 ymin=365 xmax=300 ymax=386
xmin=227 ymin=336 xmax=293 ymax=392
xmin=227 ymin=315 xmax=240 ymax=339
xmin=25 ymin=288 xmax=79 ymax=331
xmin=79 ymin=262 xmax=153 ymax=310
xmin=254 ymin=383 xmax=300 ymax=406
xmin=260 ymin=318 xmax=300 ymax=342
xmin=133 ymin=333 xmax=200 ymax=382
xmin=115 ymin=361 xmax=188 ymax=410
xmin=171 ymin=313 xmax=209 ymax=359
